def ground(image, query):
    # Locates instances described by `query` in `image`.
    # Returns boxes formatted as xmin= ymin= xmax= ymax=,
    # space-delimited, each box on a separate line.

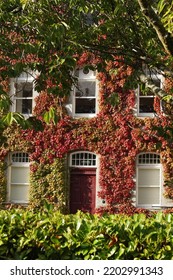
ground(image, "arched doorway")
xmin=69 ymin=152 xmax=97 ymax=213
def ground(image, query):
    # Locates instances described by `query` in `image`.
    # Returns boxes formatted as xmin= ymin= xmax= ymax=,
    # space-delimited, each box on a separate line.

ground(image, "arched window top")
xmin=11 ymin=152 xmax=29 ymax=163
xmin=137 ymin=153 xmax=160 ymax=165
xmin=75 ymin=68 xmax=96 ymax=79
xmin=70 ymin=152 xmax=96 ymax=167
xmin=15 ymin=71 xmax=35 ymax=81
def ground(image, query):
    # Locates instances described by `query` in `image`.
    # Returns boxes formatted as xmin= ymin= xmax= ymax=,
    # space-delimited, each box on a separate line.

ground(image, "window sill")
xmin=137 ymin=113 xmax=156 ymax=118
xmin=137 ymin=205 xmax=173 ymax=210
xmin=1 ymin=202 xmax=28 ymax=208
xmin=10 ymin=201 xmax=29 ymax=204
xmin=73 ymin=114 xmax=96 ymax=119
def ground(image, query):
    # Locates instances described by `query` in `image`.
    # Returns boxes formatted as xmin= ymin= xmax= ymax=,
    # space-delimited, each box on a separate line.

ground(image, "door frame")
xmin=69 ymin=151 xmax=98 ymax=213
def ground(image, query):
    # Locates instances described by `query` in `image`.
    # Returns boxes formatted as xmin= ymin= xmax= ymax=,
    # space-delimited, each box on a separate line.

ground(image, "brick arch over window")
xmin=136 ymin=153 xmax=162 ymax=208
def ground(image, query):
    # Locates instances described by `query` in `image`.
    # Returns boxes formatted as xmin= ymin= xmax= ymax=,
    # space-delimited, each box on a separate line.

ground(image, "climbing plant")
xmin=1 ymin=54 xmax=173 ymax=214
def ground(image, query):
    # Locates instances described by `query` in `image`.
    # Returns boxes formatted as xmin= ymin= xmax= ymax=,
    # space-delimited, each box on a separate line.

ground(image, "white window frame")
xmin=70 ymin=151 xmax=97 ymax=168
xmin=137 ymin=70 xmax=164 ymax=117
xmin=136 ymin=153 xmax=163 ymax=208
xmin=10 ymin=71 xmax=38 ymax=117
xmin=72 ymin=69 xmax=99 ymax=118
xmin=7 ymin=152 xmax=30 ymax=204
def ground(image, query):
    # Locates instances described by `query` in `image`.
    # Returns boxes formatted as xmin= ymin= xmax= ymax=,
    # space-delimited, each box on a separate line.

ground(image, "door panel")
xmin=70 ymin=168 xmax=96 ymax=214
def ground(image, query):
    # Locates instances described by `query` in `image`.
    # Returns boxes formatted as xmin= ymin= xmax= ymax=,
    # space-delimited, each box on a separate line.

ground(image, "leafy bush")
xmin=0 ymin=209 xmax=173 ymax=259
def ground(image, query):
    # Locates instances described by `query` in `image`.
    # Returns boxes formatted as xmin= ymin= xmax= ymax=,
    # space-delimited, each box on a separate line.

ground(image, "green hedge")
xmin=0 ymin=208 xmax=173 ymax=259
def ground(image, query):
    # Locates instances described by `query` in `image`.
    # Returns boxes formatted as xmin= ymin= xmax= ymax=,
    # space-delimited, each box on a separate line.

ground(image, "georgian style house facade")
xmin=1 ymin=57 xmax=173 ymax=214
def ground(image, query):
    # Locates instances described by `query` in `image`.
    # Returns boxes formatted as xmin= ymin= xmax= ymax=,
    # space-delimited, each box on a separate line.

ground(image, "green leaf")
xmin=2 ymin=112 xmax=13 ymax=125
xmin=43 ymin=107 xmax=58 ymax=125
xmin=157 ymin=0 xmax=167 ymax=14
xmin=165 ymin=245 xmax=171 ymax=251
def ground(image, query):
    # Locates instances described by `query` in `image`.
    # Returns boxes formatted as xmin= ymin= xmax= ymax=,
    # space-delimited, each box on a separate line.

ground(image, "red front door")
xmin=70 ymin=168 xmax=96 ymax=214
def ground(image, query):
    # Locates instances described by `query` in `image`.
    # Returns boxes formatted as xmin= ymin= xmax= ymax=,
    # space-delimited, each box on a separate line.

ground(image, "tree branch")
xmin=139 ymin=73 xmax=166 ymax=99
xmin=137 ymin=0 xmax=173 ymax=56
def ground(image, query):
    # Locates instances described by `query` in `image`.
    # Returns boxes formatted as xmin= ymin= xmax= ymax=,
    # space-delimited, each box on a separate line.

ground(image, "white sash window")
xmin=136 ymin=153 xmax=162 ymax=207
xmin=10 ymin=71 xmax=38 ymax=116
xmin=137 ymin=68 xmax=163 ymax=117
xmin=7 ymin=152 xmax=30 ymax=203
xmin=73 ymin=69 xmax=98 ymax=117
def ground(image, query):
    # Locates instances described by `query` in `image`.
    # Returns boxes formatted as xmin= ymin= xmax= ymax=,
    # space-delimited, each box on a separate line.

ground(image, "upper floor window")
xmin=137 ymin=69 xmax=163 ymax=117
xmin=10 ymin=71 xmax=38 ymax=116
xmin=73 ymin=69 xmax=98 ymax=118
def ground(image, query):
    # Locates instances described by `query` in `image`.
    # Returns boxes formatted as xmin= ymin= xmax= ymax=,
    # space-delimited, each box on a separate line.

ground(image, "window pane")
xmin=138 ymin=153 xmax=160 ymax=164
xmin=23 ymin=88 xmax=33 ymax=98
xmin=15 ymin=82 xmax=33 ymax=114
xmin=138 ymin=169 xmax=160 ymax=186
xmin=75 ymin=98 xmax=95 ymax=113
xmin=16 ymin=99 xmax=32 ymax=114
xmin=71 ymin=153 xmax=96 ymax=166
xmin=153 ymin=78 xmax=161 ymax=88
xmin=139 ymin=97 xmax=154 ymax=113
xmin=12 ymin=153 xmax=29 ymax=163
xmin=138 ymin=187 xmax=160 ymax=204
xmin=11 ymin=185 xmax=29 ymax=202
xmin=11 ymin=167 xmax=30 ymax=184
xmin=16 ymin=82 xmax=33 ymax=97
xmin=75 ymin=81 xmax=95 ymax=97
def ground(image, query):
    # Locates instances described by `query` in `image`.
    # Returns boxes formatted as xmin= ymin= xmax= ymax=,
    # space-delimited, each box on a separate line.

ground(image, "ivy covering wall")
xmin=29 ymin=158 xmax=68 ymax=212
xmin=1 ymin=53 xmax=173 ymax=214
xmin=0 ymin=162 xmax=6 ymax=204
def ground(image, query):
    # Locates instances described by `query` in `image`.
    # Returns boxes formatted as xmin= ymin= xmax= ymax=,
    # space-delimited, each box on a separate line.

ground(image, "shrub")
xmin=0 ymin=209 xmax=173 ymax=259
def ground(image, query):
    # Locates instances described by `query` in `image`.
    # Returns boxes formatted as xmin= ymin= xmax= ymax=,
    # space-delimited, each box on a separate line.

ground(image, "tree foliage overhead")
xmin=0 ymin=0 xmax=173 ymax=110
xmin=1 ymin=1 xmax=173 ymax=213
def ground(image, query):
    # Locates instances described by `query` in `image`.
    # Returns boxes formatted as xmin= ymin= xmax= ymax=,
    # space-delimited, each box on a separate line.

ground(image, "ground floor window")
xmin=7 ymin=152 xmax=30 ymax=203
xmin=136 ymin=153 xmax=162 ymax=208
